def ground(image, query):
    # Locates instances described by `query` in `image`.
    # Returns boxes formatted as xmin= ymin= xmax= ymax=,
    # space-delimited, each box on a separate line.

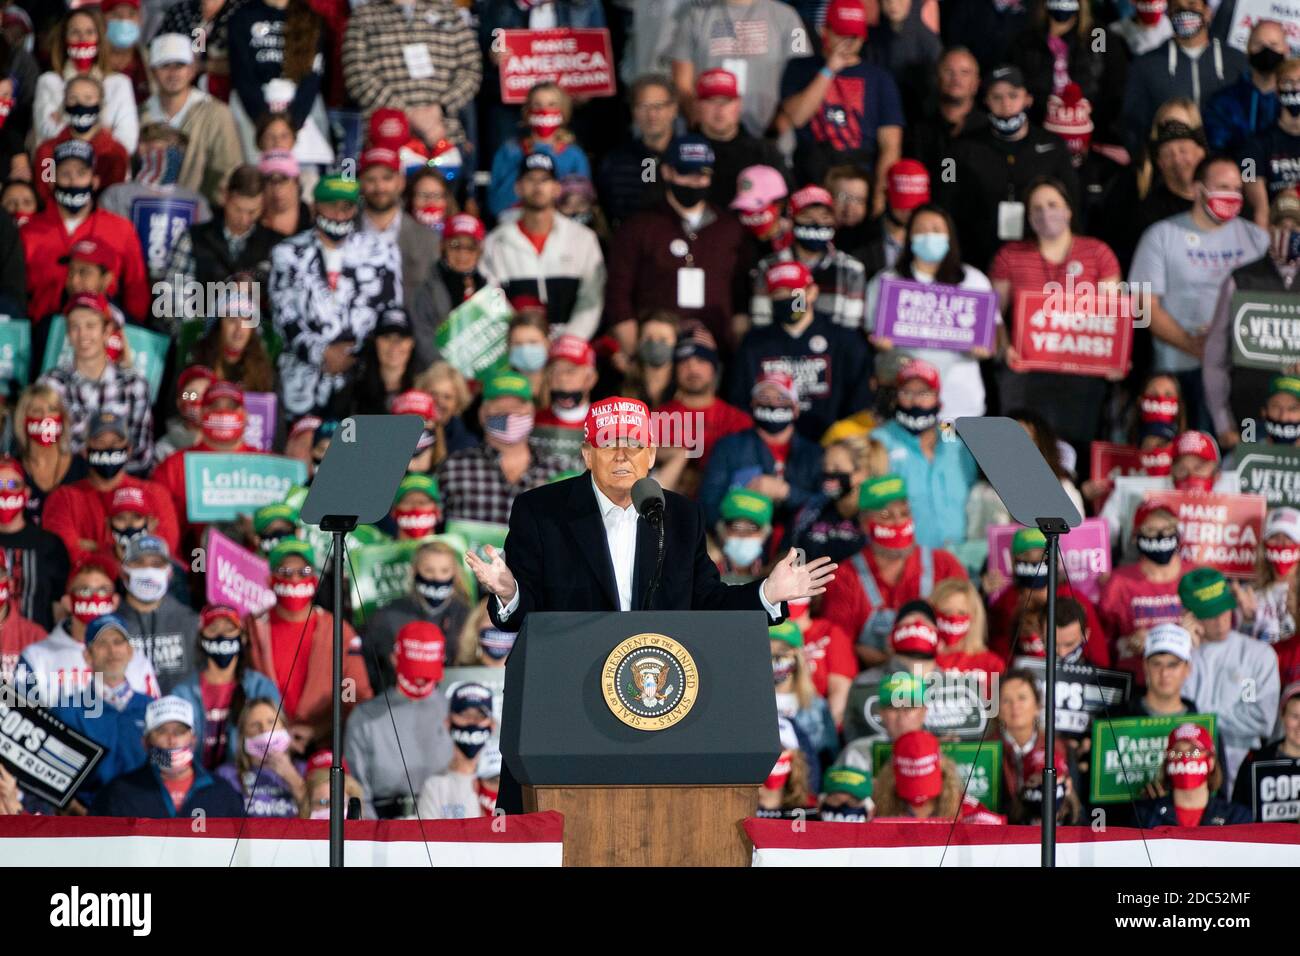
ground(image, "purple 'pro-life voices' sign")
xmin=875 ymin=277 xmax=998 ymax=353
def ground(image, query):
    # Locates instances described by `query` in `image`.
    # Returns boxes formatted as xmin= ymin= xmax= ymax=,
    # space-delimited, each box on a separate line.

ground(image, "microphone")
xmin=632 ymin=477 xmax=666 ymax=610
xmin=631 ymin=477 xmax=665 ymax=524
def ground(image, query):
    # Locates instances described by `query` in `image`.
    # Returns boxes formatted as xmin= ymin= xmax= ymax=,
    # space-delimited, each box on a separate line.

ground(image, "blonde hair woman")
xmin=34 ymin=7 xmax=140 ymax=151
xmin=930 ymin=576 xmax=1004 ymax=677
xmin=11 ymin=382 xmax=80 ymax=525
xmin=1136 ymin=98 xmax=1205 ymax=203
xmin=455 ymin=598 xmax=516 ymax=667
xmin=415 ymin=361 xmax=475 ymax=454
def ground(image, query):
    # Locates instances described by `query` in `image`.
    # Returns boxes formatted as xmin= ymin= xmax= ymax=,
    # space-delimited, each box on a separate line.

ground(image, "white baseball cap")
xmin=1145 ymin=623 xmax=1192 ymax=662
xmin=149 ymin=33 xmax=195 ymax=67
xmin=146 ymin=695 xmax=195 ymax=732
xmin=1264 ymin=507 xmax=1300 ymax=543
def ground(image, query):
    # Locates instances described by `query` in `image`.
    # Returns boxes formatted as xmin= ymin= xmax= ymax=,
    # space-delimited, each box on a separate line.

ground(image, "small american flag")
xmin=708 ymin=19 xmax=769 ymax=57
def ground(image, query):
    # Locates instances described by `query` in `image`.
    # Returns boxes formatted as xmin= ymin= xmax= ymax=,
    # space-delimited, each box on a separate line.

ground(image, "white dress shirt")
xmin=496 ymin=477 xmax=784 ymax=619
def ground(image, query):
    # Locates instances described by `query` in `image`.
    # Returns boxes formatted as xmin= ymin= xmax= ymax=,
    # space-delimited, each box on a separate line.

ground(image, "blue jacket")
xmin=1133 ymin=794 xmax=1252 ymax=828
xmin=870 ymin=420 xmax=977 ymax=551
xmin=171 ymin=668 xmax=281 ymax=766
xmin=53 ymin=692 xmax=151 ymax=806
xmin=488 ymin=138 xmax=592 ymax=217
xmin=1203 ymin=73 xmax=1279 ymax=154
xmin=90 ymin=761 xmax=245 ymax=819
xmin=700 ymin=428 xmax=823 ymax=530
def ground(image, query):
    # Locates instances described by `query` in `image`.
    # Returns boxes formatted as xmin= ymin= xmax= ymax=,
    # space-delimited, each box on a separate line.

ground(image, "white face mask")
xmin=126 ymin=566 xmax=170 ymax=603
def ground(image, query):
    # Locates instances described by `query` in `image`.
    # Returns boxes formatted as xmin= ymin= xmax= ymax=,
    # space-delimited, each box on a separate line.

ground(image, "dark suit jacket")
xmin=487 ymin=472 xmax=778 ymax=631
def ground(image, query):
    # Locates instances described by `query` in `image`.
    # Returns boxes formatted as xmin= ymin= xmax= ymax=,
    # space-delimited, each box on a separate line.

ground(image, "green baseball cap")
xmin=858 ymin=474 xmax=907 ymax=512
xmin=253 ymin=502 xmax=298 ymax=534
xmin=721 ymin=488 xmax=774 ymax=527
xmin=769 ymin=620 xmax=803 ymax=649
xmin=878 ymin=671 xmax=925 ymax=709
xmin=1012 ymin=528 xmax=1047 ymax=555
xmin=268 ymin=539 xmax=316 ymax=572
xmin=314 ymin=174 xmax=359 ymax=204
xmin=1270 ymin=375 xmax=1300 ymax=402
xmin=1178 ymin=567 xmax=1237 ymax=619
xmin=482 ymin=371 xmax=533 ymax=403
xmin=822 ymin=764 xmax=872 ymax=800
xmin=394 ymin=472 xmax=441 ymax=504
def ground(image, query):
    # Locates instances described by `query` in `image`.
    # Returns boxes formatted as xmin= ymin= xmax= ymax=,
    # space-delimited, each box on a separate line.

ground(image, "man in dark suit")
xmin=466 ymin=397 xmax=835 ymax=630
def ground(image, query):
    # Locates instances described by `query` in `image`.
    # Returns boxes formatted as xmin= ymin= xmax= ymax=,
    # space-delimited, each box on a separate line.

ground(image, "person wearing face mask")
xmin=214 ymin=698 xmax=302 ymax=817
xmin=33 ymin=8 xmax=140 ymax=153
xmin=345 ymin=621 xmax=455 ymax=819
xmin=115 ymin=534 xmax=198 ymax=695
xmin=531 ymin=335 xmax=598 ymax=470
xmin=104 ymin=485 xmax=159 ymax=562
xmin=1006 ymin=741 xmax=1082 ymax=825
xmin=246 ymin=540 xmax=374 ymax=754
xmin=822 ymin=474 xmax=968 ymax=670
xmin=750 ymin=185 xmax=867 ymax=330
xmin=33 ymin=74 xmax=129 ymax=208
xmin=852 ymin=158 xmax=930 ymax=278
xmin=1237 ymin=507 xmax=1300 ymax=644
xmin=249 ymin=503 xmax=300 ymax=561
xmin=756 ymin=715 xmax=819 ymax=819
xmin=416 ymin=682 xmax=495 ymax=819
xmin=1120 ymin=0 xmax=1247 ymax=156
xmin=270 ymin=174 xmax=401 ymax=418
xmin=791 ymin=434 xmax=882 ymax=565
xmin=1203 ymin=19 xmax=1285 ymax=154
xmin=298 ymin=750 xmax=367 ymax=820
xmin=153 ymin=365 xmax=213 ymax=465
xmin=770 ymin=619 xmax=838 ymax=762
xmin=504 ymin=305 xmax=550 ymax=395
xmin=16 ymin=556 xmax=160 ymax=704
xmin=1242 ymin=58 xmax=1300 ymax=228
xmin=409 ymin=214 xmax=488 ymax=371
xmin=930 ymin=577 xmax=1005 ymax=678
xmin=606 ymin=135 xmax=750 ymax=357
xmin=42 ymin=412 xmax=180 ymax=567
xmin=1111 ymin=0 xmax=1174 ymax=58
xmin=436 ymin=372 xmax=568 ymax=524
xmin=101 ymin=0 xmax=147 ymax=103
xmin=625 ymin=311 xmax=680 ymax=409
xmin=1099 ymin=503 xmax=1197 ymax=685
xmin=0 ymin=455 xmax=70 ymax=632
xmin=730 ymin=164 xmax=792 ymax=263
xmin=1134 ymin=722 xmax=1251 ymax=825
xmin=730 ymin=261 xmax=872 ymax=441
xmin=0 ymin=546 xmax=45 ymax=690
xmin=479 ymin=151 xmax=606 ymax=342
xmin=873 ymin=729 xmax=1004 ymax=822
xmin=50 ymin=614 xmax=152 ymax=810
xmin=172 ymin=605 xmax=280 ymax=773
xmin=487 ymin=83 xmax=591 ymax=219
xmin=714 ymin=489 xmax=775 ymax=584
xmin=870 ymin=359 xmax=977 ymax=550
xmin=90 ymin=695 xmax=245 ymax=818
xmin=1136 ymin=153 xmax=1272 ymax=430
xmin=1205 ymin=189 xmax=1300 ymax=448
xmin=818 ymin=764 xmax=873 ymax=822
xmin=1179 ymin=567 xmax=1281 ymax=782
xmin=386 ymin=473 xmax=443 ymax=542
xmin=357 ymin=147 xmax=438 ymax=320
xmin=938 ymin=65 xmax=1080 ymax=272
xmin=701 ymin=371 xmax=822 ymax=533
xmin=22 ymin=140 xmax=150 ymax=324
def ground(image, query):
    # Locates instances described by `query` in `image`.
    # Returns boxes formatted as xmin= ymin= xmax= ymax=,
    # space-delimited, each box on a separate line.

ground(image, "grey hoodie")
xmin=118 ymin=596 xmax=200 ymax=695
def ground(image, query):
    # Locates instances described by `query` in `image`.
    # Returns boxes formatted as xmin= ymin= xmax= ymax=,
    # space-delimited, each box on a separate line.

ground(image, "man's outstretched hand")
xmin=465 ymin=545 xmax=517 ymax=602
xmin=763 ymin=549 xmax=837 ymax=605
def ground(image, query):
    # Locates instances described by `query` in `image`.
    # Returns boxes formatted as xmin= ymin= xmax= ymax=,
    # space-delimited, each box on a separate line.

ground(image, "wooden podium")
xmin=522 ymin=784 xmax=757 ymax=867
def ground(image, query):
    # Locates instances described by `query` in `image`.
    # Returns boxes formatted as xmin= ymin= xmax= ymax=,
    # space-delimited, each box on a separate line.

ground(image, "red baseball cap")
xmin=70 ymin=238 xmax=118 ymax=273
xmin=1173 ymin=430 xmax=1219 ymax=464
xmin=202 ymin=381 xmax=245 ymax=408
xmin=752 ymin=370 xmax=798 ymax=405
xmin=66 ymin=292 xmax=109 ymax=317
xmin=764 ymin=260 xmax=813 ymax=294
xmin=1023 ymin=743 xmax=1069 ymax=780
xmin=395 ymin=620 xmax=446 ymax=684
xmin=584 ymin=397 xmax=651 ymax=448
xmin=368 ymin=107 xmax=410 ymax=150
xmin=890 ymin=618 xmax=939 ymax=657
xmin=1169 ymin=722 xmax=1214 ymax=754
xmin=444 ymin=213 xmax=486 ymax=243
xmin=695 ymin=68 xmax=739 ymax=100
xmin=199 ymin=604 xmax=242 ymax=632
xmin=389 ymin=389 xmax=436 ymax=420
xmin=825 ymin=0 xmax=869 ymax=38
xmin=1132 ymin=500 xmax=1177 ymax=533
xmin=897 ymin=358 xmax=941 ymax=391
xmin=886 ymin=159 xmax=931 ymax=211
xmin=509 ymin=294 xmax=546 ymax=314
xmin=789 ymin=185 xmax=835 ymax=216
xmin=109 ymin=485 xmax=149 ymax=517
xmin=549 ymin=334 xmax=596 ymax=368
xmin=892 ymin=731 xmax=943 ymax=805
xmin=306 ymin=749 xmax=350 ymax=776
xmin=359 ymin=147 xmax=400 ymax=174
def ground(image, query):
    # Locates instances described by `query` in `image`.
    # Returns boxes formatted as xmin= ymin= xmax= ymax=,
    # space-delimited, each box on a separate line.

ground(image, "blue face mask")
xmin=910 ymin=233 xmax=949 ymax=263
xmin=509 ymin=343 xmax=548 ymax=373
xmin=724 ymin=536 xmax=764 ymax=568
xmin=106 ymin=19 xmax=141 ymax=49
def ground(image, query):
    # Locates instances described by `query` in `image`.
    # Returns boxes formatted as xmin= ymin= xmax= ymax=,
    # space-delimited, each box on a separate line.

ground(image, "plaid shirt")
xmin=40 ymin=362 xmax=155 ymax=472
xmin=750 ymin=247 xmax=867 ymax=329
xmin=341 ymin=0 xmax=482 ymax=146
xmin=436 ymin=442 xmax=569 ymax=525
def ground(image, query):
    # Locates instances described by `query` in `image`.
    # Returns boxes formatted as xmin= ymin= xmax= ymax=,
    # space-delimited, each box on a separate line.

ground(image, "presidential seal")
xmin=601 ymin=633 xmax=699 ymax=731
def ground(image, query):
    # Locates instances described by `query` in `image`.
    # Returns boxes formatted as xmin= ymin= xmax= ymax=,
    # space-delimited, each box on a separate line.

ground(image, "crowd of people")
xmin=0 ymin=0 xmax=1298 ymax=832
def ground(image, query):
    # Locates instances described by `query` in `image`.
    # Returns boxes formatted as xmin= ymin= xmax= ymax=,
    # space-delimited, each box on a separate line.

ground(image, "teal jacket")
xmin=870 ymin=420 xmax=977 ymax=550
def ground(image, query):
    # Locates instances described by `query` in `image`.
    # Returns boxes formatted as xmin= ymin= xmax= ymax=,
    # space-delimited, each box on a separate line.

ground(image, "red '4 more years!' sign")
xmin=1011 ymin=289 xmax=1134 ymax=377
xmin=498 ymin=29 xmax=617 ymax=104
xmin=1142 ymin=490 xmax=1268 ymax=578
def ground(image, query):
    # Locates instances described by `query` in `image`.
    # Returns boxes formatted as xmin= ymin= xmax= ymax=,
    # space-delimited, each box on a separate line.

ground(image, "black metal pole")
xmin=330 ymin=529 xmax=344 ymax=868
xmin=1042 ymin=531 xmax=1058 ymax=868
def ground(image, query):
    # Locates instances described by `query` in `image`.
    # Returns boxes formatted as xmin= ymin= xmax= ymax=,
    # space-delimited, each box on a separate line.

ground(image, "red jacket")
xmin=987 ymin=584 xmax=1111 ymax=668
xmin=33 ymin=130 xmax=129 ymax=206
xmin=43 ymin=476 xmax=181 ymax=567
xmin=821 ymin=545 xmax=968 ymax=648
xmin=22 ymin=206 xmax=150 ymax=323
xmin=0 ymin=605 xmax=47 ymax=685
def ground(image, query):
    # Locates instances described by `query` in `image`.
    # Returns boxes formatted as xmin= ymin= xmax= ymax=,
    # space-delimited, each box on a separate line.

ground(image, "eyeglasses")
xmin=71 ymin=587 xmax=113 ymax=598
xmin=634 ymin=100 xmax=675 ymax=113
xmin=445 ymin=240 xmax=478 ymax=252
xmin=273 ymin=566 xmax=316 ymax=579
xmin=835 ymin=192 xmax=868 ymax=207
xmin=0 ymin=478 xmax=22 ymax=491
